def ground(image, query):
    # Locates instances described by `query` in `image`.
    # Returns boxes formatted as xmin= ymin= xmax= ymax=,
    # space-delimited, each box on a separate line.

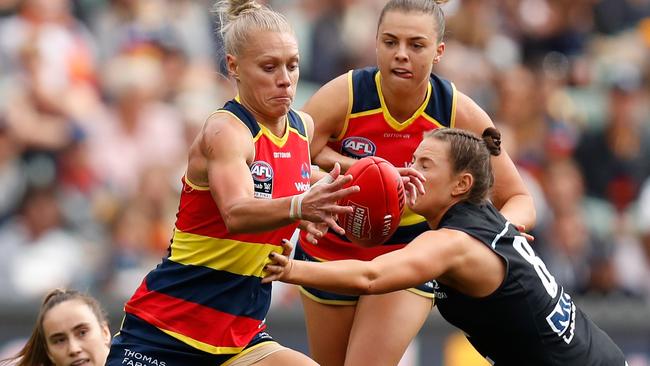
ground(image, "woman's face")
xmin=376 ymin=11 xmax=444 ymax=92
xmin=43 ymin=299 xmax=111 ymax=366
xmin=228 ymin=30 xmax=299 ymax=121
xmin=409 ymin=137 xmax=457 ymax=216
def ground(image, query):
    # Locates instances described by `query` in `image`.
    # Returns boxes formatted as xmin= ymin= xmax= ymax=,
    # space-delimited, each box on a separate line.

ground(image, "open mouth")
xmin=70 ymin=358 xmax=90 ymax=366
xmin=392 ymin=68 xmax=413 ymax=78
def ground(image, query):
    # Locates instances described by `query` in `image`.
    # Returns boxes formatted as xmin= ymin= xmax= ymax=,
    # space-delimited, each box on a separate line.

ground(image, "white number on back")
xmin=512 ymin=236 xmax=558 ymax=297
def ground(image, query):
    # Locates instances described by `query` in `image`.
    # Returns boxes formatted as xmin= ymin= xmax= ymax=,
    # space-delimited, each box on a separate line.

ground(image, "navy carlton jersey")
xmin=435 ymin=202 xmax=627 ymax=366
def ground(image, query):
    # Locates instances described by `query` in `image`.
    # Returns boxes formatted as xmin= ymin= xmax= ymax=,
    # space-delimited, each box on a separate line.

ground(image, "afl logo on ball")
xmin=341 ymin=137 xmax=376 ymax=158
xmin=251 ymin=161 xmax=273 ymax=199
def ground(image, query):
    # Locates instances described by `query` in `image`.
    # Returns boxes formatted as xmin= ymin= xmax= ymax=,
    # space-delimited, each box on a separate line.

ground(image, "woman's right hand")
xmin=299 ymin=163 xmax=359 ymax=235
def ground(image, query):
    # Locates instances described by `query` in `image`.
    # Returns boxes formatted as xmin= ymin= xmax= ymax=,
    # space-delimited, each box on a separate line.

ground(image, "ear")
xmin=433 ymin=42 xmax=445 ymax=64
xmin=101 ymin=321 xmax=111 ymax=346
xmin=226 ymin=54 xmax=239 ymax=80
xmin=451 ymin=172 xmax=472 ymax=197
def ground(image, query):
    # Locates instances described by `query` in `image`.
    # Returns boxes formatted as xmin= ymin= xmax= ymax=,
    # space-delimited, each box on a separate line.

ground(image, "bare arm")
xmin=454 ymin=92 xmax=536 ymax=229
xmin=200 ymin=113 xmax=358 ymax=234
xmin=303 ymin=73 xmax=358 ymax=172
xmin=264 ymin=230 xmax=462 ymax=294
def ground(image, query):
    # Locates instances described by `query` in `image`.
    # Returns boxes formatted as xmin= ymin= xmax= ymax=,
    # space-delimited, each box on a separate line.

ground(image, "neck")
xmin=238 ymin=98 xmax=287 ymax=136
xmin=380 ymin=76 xmax=428 ymax=122
xmin=425 ymin=199 xmax=461 ymax=229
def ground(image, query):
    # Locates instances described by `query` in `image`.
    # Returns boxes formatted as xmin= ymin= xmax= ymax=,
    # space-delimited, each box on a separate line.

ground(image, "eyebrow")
xmin=48 ymin=322 xmax=91 ymax=340
xmin=255 ymin=54 xmax=300 ymax=63
xmin=381 ymin=32 xmax=429 ymax=41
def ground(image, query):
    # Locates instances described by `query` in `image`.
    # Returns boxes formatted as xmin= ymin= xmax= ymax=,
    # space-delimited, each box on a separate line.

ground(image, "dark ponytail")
xmin=423 ymin=127 xmax=502 ymax=204
xmin=481 ymin=127 xmax=502 ymax=156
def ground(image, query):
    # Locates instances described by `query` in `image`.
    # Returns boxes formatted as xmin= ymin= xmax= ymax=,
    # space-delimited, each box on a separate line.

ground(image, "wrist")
xmin=289 ymin=193 xmax=305 ymax=221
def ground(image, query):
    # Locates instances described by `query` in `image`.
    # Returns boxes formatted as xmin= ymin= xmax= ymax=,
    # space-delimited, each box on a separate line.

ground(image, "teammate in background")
xmin=0 ymin=289 xmax=111 ymax=366
xmin=105 ymin=1 xmax=358 ymax=365
xmin=295 ymin=0 xmax=536 ymax=365
xmin=265 ymin=128 xmax=628 ymax=366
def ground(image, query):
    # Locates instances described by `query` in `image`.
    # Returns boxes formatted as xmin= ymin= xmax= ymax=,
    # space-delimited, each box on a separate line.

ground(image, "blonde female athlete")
xmin=295 ymin=1 xmax=536 ymax=365
xmin=104 ymin=1 xmax=358 ymax=365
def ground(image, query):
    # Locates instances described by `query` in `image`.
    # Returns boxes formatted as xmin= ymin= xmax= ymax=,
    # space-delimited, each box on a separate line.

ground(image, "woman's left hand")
xmin=262 ymin=239 xmax=294 ymax=283
xmin=396 ymin=167 xmax=426 ymax=206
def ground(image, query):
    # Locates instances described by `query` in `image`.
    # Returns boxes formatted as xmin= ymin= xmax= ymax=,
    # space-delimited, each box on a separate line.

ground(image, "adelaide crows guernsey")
xmin=435 ymin=202 xmax=626 ymax=365
xmin=124 ymin=99 xmax=311 ymax=355
xmin=300 ymin=66 xmax=457 ymax=261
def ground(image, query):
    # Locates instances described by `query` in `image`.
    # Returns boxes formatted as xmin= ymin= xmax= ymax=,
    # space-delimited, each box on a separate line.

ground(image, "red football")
xmin=338 ymin=157 xmax=405 ymax=247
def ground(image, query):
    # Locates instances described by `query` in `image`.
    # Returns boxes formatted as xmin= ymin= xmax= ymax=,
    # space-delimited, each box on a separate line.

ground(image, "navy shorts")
xmin=294 ymin=243 xmax=435 ymax=305
xmin=106 ymin=313 xmax=275 ymax=366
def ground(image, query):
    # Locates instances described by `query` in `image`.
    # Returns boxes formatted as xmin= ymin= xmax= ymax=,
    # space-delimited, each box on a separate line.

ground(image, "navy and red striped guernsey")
xmin=300 ymin=67 xmax=456 ymax=261
xmin=124 ymin=98 xmax=311 ymax=355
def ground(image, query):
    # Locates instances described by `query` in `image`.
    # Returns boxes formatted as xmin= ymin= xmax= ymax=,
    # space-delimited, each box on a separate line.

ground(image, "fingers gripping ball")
xmin=338 ymin=157 xmax=405 ymax=247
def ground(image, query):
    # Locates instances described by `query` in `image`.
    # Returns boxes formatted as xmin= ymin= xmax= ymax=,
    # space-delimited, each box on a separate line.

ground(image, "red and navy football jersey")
xmin=300 ymin=66 xmax=456 ymax=261
xmin=124 ymin=99 xmax=310 ymax=355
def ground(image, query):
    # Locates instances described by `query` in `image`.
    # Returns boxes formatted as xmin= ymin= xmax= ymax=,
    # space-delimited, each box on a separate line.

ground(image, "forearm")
xmin=313 ymin=146 xmax=357 ymax=172
xmin=498 ymin=193 xmax=536 ymax=230
xmin=224 ymin=196 xmax=296 ymax=233
xmin=284 ymin=259 xmax=378 ymax=295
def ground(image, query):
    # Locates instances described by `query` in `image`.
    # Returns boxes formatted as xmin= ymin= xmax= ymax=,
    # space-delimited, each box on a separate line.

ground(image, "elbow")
xmin=355 ymin=268 xmax=382 ymax=295
xmin=222 ymin=212 xmax=246 ymax=234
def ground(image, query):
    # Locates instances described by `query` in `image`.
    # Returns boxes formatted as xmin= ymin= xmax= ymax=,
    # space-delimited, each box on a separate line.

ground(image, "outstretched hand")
xmin=299 ymin=163 xmax=359 ymax=235
xmin=516 ymin=224 xmax=535 ymax=243
xmin=262 ymin=239 xmax=294 ymax=284
xmin=299 ymin=221 xmax=328 ymax=244
xmin=396 ymin=167 xmax=426 ymax=207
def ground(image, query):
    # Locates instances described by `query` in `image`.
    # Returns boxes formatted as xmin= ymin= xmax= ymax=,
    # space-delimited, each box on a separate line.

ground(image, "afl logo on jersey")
xmin=251 ymin=161 xmax=273 ymax=199
xmin=341 ymin=137 xmax=376 ymax=158
xmin=251 ymin=161 xmax=273 ymax=182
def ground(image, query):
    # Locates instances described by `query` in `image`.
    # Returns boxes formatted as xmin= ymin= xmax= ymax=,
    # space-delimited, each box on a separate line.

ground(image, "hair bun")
xmin=482 ymin=127 xmax=502 ymax=156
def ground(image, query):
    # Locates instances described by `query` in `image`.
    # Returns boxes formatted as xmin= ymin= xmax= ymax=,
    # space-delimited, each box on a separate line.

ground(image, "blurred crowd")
xmin=0 ymin=0 xmax=648 ymax=307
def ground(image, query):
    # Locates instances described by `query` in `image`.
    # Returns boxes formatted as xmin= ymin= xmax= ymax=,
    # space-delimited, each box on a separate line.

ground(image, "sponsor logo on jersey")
xmin=273 ymin=151 xmax=291 ymax=159
xmin=431 ymin=280 xmax=447 ymax=299
xmin=251 ymin=161 xmax=273 ymax=182
xmin=251 ymin=161 xmax=273 ymax=198
xmin=341 ymin=137 xmax=376 ymax=158
xmin=300 ymin=162 xmax=310 ymax=179
xmin=295 ymin=182 xmax=310 ymax=192
xmin=546 ymin=289 xmax=576 ymax=344
xmin=383 ymin=132 xmax=411 ymax=139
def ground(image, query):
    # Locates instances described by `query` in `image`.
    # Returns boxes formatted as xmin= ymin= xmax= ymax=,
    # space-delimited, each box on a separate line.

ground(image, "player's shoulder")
xmin=302 ymin=73 xmax=350 ymax=119
xmin=199 ymin=110 xmax=255 ymax=157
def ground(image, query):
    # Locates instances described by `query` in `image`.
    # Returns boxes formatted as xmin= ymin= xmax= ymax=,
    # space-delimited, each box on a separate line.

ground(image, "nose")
xmin=68 ymin=338 xmax=82 ymax=356
xmin=277 ymin=67 xmax=292 ymax=88
xmin=395 ymin=44 xmax=408 ymax=62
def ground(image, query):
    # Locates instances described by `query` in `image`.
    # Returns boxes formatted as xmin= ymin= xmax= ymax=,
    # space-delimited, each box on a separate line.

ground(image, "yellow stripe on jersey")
xmin=376 ymin=72 xmax=433 ymax=132
xmin=298 ymin=286 xmax=359 ymax=305
xmin=184 ymin=175 xmax=210 ymax=191
xmin=159 ymin=328 xmax=244 ymax=355
xmin=170 ymin=229 xmax=282 ymax=277
xmin=334 ymin=70 xmax=355 ymax=142
xmin=450 ymin=82 xmax=458 ymax=128
xmin=399 ymin=206 xmax=427 ymax=226
xmin=257 ymin=117 xmax=290 ymax=147
xmin=420 ymin=113 xmax=447 ymax=129
xmin=348 ymin=108 xmax=384 ymax=119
